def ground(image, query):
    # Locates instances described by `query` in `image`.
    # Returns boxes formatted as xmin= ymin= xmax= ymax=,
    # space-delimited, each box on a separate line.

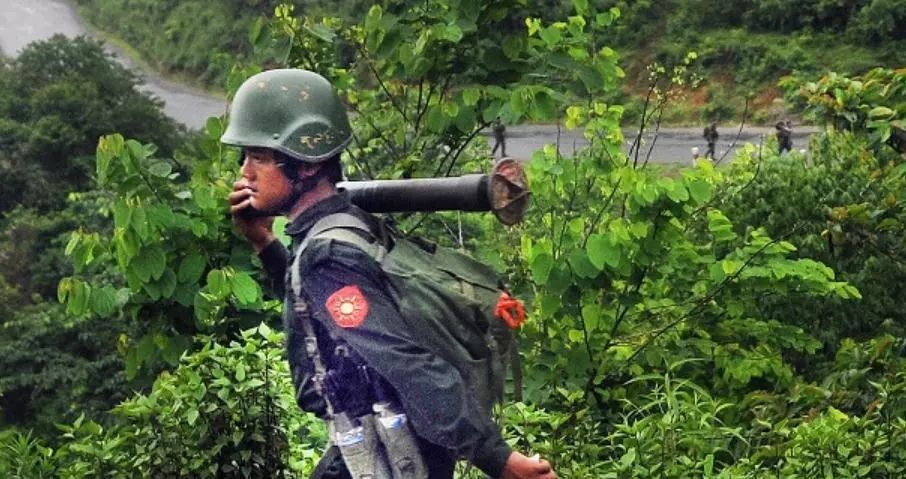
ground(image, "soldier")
xmin=224 ymin=69 xmax=556 ymax=479
xmin=776 ymin=119 xmax=793 ymax=154
xmin=491 ymin=117 xmax=507 ymax=159
xmin=702 ymin=122 xmax=718 ymax=159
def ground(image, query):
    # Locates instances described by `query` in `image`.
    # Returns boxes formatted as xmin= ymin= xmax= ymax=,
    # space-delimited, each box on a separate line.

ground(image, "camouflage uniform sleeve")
xmin=298 ymin=240 xmax=513 ymax=478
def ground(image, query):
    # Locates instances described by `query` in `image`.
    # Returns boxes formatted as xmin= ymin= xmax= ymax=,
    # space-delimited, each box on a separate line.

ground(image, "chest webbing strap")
xmin=289 ymin=213 xmax=388 ymax=417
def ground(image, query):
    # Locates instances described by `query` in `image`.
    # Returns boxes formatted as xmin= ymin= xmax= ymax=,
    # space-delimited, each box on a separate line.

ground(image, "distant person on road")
xmin=702 ymin=122 xmax=718 ymax=159
xmin=776 ymin=119 xmax=793 ymax=154
xmin=491 ymin=117 xmax=507 ymax=159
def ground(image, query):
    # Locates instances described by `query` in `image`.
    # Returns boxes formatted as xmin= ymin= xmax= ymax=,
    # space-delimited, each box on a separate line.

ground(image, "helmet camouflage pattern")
xmin=220 ymin=69 xmax=352 ymax=163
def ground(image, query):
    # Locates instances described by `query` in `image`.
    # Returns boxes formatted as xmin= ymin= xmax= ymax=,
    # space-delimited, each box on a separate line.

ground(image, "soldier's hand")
xmin=230 ymin=179 xmax=276 ymax=252
xmin=500 ymin=452 xmax=556 ymax=479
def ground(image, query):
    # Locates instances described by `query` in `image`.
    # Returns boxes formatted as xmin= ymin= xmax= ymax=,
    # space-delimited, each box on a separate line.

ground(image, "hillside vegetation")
xmin=2 ymin=1 xmax=906 ymax=477
xmin=73 ymin=0 xmax=906 ymax=123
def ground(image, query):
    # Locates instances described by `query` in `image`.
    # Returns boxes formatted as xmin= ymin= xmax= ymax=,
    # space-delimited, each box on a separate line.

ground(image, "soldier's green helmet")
xmin=220 ymin=69 xmax=351 ymax=163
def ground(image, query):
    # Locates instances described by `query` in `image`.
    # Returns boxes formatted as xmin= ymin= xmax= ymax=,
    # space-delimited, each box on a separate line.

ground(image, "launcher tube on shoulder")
xmin=339 ymin=158 xmax=530 ymax=225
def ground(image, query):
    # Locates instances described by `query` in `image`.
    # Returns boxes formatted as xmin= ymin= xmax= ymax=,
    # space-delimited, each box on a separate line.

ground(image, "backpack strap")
xmin=288 ymin=213 xmax=385 ymax=419
xmin=290 ymin=212 xmax=387 ymax=302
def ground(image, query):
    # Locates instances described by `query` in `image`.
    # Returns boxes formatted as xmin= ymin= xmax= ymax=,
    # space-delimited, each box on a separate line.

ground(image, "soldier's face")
xmin=239 ymin=149 xmax=293 ymax=214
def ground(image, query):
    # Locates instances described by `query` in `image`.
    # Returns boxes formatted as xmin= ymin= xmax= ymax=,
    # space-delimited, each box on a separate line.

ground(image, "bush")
xmin=0 ymin=325 xmax=324 ymax=478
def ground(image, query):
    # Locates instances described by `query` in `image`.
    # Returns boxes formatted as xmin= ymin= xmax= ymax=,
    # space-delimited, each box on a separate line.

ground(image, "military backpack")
xmin=290 ymin=212 xmax=523 ymax=416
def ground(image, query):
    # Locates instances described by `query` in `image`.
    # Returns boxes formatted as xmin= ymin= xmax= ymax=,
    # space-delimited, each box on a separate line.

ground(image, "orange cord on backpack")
xmin=495 ymin=292 xmax=525 ymax=329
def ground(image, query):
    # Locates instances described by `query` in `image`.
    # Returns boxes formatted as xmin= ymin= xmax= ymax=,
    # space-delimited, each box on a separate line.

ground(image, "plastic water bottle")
xmin=331 ymin=412 xmax=393 ymax=479
xmin=373 ymin=403 xmax=428 ymax=479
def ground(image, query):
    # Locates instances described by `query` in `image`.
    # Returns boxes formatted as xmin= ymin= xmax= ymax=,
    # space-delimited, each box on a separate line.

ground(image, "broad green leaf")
xmin=159 ymin=269 xmax=178 ymax=298
xmin=587 ymin=234 xmax=620 ymax=270
xmin=131 ymin=206 xmax=151 ymax=240
xmin=707 ymin=210 xmax=737 ymax=242
xmin=828 ymin=406 xmax=849 ymax=421
xmin=425 ymin=105 xmax=447 ymax=133
xmin=307 ymin=23 xmax=337 ymax=43
xmin=567 ymin=329 xmax=584 ymax=343
xmin=546 ymin=266 xmax=572 ymax=295
xmin=868 ymin=106 xmax=893 ymax=119
xmin=462 ymin=88 xmax=481 ymax=106
xmin=187 ymin=409 xmax=199 ymax=426
xmin=443 ymin=24 xmax=463 ymax=42
xmin=568 ymin=249 xmax=599 ymax=279
xmin=582 ymin=304 xmax=600 ymax=333
xmin=539 ymin=26 xmax=562 ymax=46
xmin=178 ymin=253 xmax=207 ymax=284
xmin=619 ymin=448 xmax=637 ymax=467
xmin=258 ymin=322 xmax=273 ymax=339
xmin=125 ymin=348 xmax=139 ymax=380
xmin=572 ymin=0 xmax=589 ymax=14
xmin=146 ymin=204 xmax=175 ymax=229
xmin=115 ymin=228 xmax=140 ymax=269
xmin=136 ymin=334 xmax=155 ymax=364
xmin=709 ymin=263 xmax=726 ymax=282
xmin=148 ymin=161 xmax=172 ymax=178
xmin=577 ymin=65 xmax=604 ymax=92
xmin=207 ymin=269 xmax=230 ymax=299
xmin=688 ymin=179 xmax=712 ymax=203
xmin=113 ymin=200 xmax=132 ymax=229
xmin=664 ymin=179 xmax=690 ymax=202
xmin=90 ymin=286 xmax=117 ymax=316
xmin=96 ymin=147 xmax=113 ymax=184
xmin=132 ymin=247 xmax=167 ymax=282
xmin=530 ymin=252 xmax=554 ymax=285
xmin=231 ymin=271 xmax=260 ymax=305
xmin=67 ymin=280 xmax=90 ymax=316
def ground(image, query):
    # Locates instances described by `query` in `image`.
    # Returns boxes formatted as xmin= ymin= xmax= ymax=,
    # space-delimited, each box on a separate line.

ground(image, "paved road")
xmin=1 ymin=0 xmax=816 ymax=161
xmin=0 ymin=0 xmax=226 ymax=130
xmin=490 ymin=124 xmax=817 ymax=164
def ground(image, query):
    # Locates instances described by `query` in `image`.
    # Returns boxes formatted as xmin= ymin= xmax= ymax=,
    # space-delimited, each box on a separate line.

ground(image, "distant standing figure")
xmin=776 ymin=119 xmax=793 ymax=154
xmin=702 ymin=122 xmax=719 ymax=159
xmin=491 ymin=117 xmax=507 ymax=159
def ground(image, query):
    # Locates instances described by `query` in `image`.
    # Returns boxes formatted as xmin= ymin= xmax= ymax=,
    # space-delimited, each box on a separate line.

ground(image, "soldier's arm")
xmin=299 ymin=241 xmax=514 ymax=478
xmin=257 ymin=239 xmax=289 ymax=298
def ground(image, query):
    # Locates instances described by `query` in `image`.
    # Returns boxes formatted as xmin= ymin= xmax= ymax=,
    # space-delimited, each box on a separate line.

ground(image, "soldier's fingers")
xmin=230 ymin=198 xmax=253 ymax=214
xmin=535 ymin=460 xmax=552 ymax=473
xmin=228 ymin=188 xmax=253 ymax=205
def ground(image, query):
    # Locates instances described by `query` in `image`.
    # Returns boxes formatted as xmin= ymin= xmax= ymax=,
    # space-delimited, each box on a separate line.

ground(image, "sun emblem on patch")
xmin=325 ymin=285 xmax=369 ymax=328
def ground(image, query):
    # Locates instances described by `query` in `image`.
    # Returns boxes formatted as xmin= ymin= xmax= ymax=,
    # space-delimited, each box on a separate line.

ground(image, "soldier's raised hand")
xmin=229 ymin=179 xmax=276 ymax=252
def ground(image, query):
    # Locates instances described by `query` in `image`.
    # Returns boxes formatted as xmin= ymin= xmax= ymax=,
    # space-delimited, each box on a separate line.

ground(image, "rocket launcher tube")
xmin=339 ymin=158 xmax=530 ymax=226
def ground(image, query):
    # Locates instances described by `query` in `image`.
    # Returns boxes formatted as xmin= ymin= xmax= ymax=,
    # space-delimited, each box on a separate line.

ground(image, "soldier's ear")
xmin=297 ymin=162 xmax=322 ymax=179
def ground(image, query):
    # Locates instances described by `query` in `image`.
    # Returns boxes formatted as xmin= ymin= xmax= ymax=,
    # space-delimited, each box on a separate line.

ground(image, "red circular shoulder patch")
xmin=325 ymin=285 xmax=369 ymax=328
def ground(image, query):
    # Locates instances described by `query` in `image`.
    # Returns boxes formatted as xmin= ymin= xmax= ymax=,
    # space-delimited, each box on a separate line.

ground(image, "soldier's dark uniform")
xmin=257 ymin=191 xmax=513 ymax=478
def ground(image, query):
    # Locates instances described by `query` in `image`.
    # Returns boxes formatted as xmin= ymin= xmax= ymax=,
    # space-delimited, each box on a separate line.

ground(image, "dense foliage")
xmin=0 ymin=36 xmax=182 ymax=430
xmin=2 ymin=1 xmax=905 ymax=478
xmin=0 ymin=35 xmax=180 ymax=212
